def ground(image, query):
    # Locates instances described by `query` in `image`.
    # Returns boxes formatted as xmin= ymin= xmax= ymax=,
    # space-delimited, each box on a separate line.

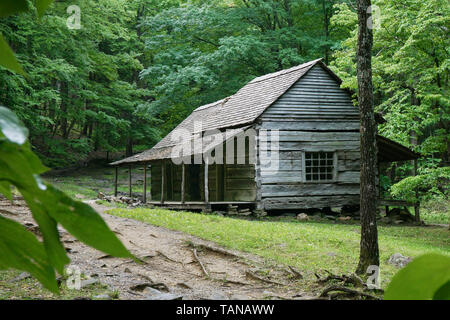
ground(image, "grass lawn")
xmin=108 ymin=207 xmax=449 ymax=290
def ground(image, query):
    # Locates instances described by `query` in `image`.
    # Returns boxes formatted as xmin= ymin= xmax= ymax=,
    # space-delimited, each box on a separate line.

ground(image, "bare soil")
xmin=1 ymin=197 xmax=314 ymax=300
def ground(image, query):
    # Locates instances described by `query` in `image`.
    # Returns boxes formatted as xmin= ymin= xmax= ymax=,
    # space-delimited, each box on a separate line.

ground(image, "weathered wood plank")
xmin=276 ymin=132 xmax=359 ymax=141
xmin=338 ymin=159 xmax=360 ymax=171
xmin=260 ymin=121 xmax=360 ymax=131
xmin=278 ymin=141 xmax=359 ymax=151
xmin=263 ymin=195 xmax=360 ymax=210
xmin=261 ymin=176 xmax=304 ymax=184
xmin=260 ymin=160 xmax=302 ymax=171
xmin=337 ymin=171 xmax=360 ymax=184
xmin=226 ymin=167 xmax=255 ymax=178
xmin=260 ymin=170 xmax=302 ymax=177
xmin=261 ymin=184 xmax=360 ymax=197
xmin=225 ymin=190 xmax=257 ymax=201
xmin=225 ymin=179 xmax=256 ymax=190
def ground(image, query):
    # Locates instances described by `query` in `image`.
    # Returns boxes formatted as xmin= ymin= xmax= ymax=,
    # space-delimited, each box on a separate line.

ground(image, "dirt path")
xmin=1 ymin=198 xmax=313 ymax=300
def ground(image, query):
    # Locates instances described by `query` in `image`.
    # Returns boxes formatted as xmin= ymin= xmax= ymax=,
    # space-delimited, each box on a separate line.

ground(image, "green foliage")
xmin=0 ymin=0 xmax=29 ymax=18
xmin=0 ymin=0 xmax=158 ymax=168
xmin=0 ymin=106 xmax=133 ymax=293
xmin=384 ymin=254 xmax=450 ymax=300
xmin=390 ymin=167 xmax=450 ymax=202
xmin=139 ymin=0 xmax=344 ymax=138
xmin=330 ymin=0 xmax=449 ymax=202
xmin=0 ymin=33 xmax=25 ymax=76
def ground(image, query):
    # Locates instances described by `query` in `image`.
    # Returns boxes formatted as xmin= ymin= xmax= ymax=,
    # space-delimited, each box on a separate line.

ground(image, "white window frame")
xmin=301 ymin=150 xmax=338 ymax=183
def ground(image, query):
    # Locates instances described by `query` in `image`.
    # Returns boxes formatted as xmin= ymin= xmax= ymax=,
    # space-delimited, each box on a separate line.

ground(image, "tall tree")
xmin=355 ymin=0 xmax=379 ymax=274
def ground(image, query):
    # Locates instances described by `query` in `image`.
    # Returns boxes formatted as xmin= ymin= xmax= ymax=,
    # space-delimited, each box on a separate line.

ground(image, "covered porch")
xmin=376 ymin=135 xmax=421 ymax=222
xmin=109 ymin=127 xmax=257 ymax=212
xmin=109 ymin=160 xmax=256 ymax=212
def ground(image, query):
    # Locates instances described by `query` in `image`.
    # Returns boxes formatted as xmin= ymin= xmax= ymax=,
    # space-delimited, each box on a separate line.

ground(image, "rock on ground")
xmin=388 ymin=253 xmax=412 ymax=268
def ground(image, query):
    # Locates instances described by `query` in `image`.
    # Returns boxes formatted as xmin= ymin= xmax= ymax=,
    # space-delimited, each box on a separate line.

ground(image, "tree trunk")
xmin=356 ymin=0 xmax=380 ymax=275
xmin=126 ymin=137 xmax=133 ymax=157
xmin=322 ymin=0 xmax=330 ymax=64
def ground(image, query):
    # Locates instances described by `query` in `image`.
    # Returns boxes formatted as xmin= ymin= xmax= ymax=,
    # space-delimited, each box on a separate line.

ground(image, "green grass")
xmin=108 ymin=207 xmax=450 ymax=289
xmin=420 ymin=199 xmax=450 ymax=225
xmin=51 ymin=182 xmax=99 ymax=199
xmin=45 ymin=165 xmax=148 ymax=200
xmin=95 ymin=199 xmax=128 ymax=208
xmin=0 ymin=270 xmax=116 ymax=300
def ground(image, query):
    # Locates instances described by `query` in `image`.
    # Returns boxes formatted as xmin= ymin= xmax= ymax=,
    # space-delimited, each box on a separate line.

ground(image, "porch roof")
xmin=377 ymin=135 xmax=420 ymax=162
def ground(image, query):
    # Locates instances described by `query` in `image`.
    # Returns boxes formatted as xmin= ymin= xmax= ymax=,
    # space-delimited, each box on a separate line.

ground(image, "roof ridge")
xmin=192 ymin=59 xmax=321 ymax=113
xmin=248 ymin=58 xmax=321 ymax=85
xmin=194 ymin=96 xmax=230 ymax=112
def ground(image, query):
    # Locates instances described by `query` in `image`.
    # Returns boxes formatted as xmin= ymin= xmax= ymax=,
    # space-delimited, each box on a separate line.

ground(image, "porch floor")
xmin=147 ymin=201 xmax=257 ymax=210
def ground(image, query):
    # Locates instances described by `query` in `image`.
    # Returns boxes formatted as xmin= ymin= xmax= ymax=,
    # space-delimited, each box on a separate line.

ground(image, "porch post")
xmin=181 ymin=163 xmax=186 ymax=204
xmin=161 ymin=160 xmax=165 ymax=204
xmin=149 ymin=164 xmax=152 ymax=201
xmin=413 ymin=159 xmax=420 ymax=223
xmin=215 ymin=163 xmax=219 ymax=201
xmin=204 ymin=158 xmax=209 ymax=209
xmin=143 ymin=163 xmax=147 ymax=203
xmin=128 ymin=165 xmax=132 ymax=197
xmin=114 ymin=166 xmax=118 ymax=197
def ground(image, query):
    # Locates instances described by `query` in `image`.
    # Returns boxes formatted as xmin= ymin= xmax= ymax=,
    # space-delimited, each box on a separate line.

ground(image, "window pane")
xmin=305 ymin=152 xmax=335 ymax=182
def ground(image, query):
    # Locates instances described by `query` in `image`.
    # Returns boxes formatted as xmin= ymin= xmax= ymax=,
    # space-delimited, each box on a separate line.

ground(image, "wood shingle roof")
xmin=111 ymin=58 xmax=329 ymax=165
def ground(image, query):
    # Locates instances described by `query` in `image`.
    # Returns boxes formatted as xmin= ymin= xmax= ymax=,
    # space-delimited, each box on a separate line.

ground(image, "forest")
xmin=1 ymin=0 xmax=448 ymax=203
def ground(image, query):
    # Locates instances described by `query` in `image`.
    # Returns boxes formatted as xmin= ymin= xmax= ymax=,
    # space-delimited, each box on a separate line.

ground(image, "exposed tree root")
xmin=316 ymin=270 xmax=365 ymax=288
xmin=193 ymin=248 xmax=210 ymax=278
xmin=188 ymin=241 xmax=241 ymax=259
xmin=320 ymin=285 xmax=381 ymax=300
xmin=245 ymin=270 xmax=285 ymax=286
xmin=156 ymin=250 xmax=183 ymax=264
xmin=287 ymin=266 xmax=303 ymax=279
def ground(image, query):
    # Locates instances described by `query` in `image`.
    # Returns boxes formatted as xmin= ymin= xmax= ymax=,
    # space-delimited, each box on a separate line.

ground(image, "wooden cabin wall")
xmin=224 ymin=164 xmax=256 ymax=201
xmin=150 ymin=161 xmax=185 ymax=201
xmin=258 ymin=64 xmax=362 ymax=210
xmin=223 ymin=137 xmax=256 ymax=202
xmin=150 ymin=161 xmax=162 ymax=200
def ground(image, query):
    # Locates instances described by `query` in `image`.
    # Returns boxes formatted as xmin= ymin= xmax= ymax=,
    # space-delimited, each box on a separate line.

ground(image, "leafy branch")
xmin=0 ymin=0 xmax=133 ymax=294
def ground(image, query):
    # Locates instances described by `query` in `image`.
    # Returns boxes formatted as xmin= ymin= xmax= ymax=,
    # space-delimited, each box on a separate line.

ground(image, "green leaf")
xmin=0 ymin=105 xmax=132 ymax=292
xmin=35 ymin=0 xmax=54 ymax=18
xmin=0 ymin=106 xmax=29 ymax=145
xmin=43 ymin=185 xmax=133 ymax=259
xmin=0 ymin=0 xmax=29 ymax=18
xmin=0 ymin=34 xmax=25 ymax=76
xmin=0 ymin=181 xmax=12 ymax=200
xmin=433 ymin=281 xmax=450 ymax=300
xmin=0 ymin=215 xmax=58 ymax=293
xmin=384 ymin=254 xmax=450 ymax=300
xmin=21 ymin=189 xmax=70 ymax=275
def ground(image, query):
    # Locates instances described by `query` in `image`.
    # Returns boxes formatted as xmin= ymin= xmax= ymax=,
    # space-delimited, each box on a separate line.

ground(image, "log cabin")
xmin=111 ymin=59 xmax=419 ymax=216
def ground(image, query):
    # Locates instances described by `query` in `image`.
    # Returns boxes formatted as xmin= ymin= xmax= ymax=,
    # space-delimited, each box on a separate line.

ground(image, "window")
xmin=304 ymin=151 xmax=335 ymax=182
